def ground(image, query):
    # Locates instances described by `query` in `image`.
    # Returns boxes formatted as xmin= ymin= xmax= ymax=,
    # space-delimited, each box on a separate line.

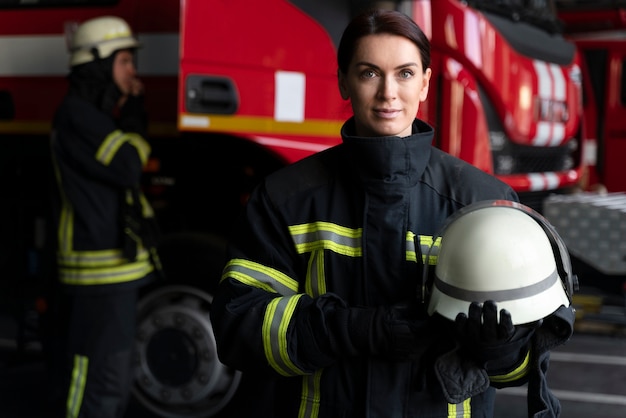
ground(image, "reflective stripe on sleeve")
xmin=263 ymin=294 xmax=307 ymax=376
xmin=221 ymin=258 xmax=299 ymax=295
xmin=127 ymin=133 xmax=151 ymax=165
xmin=489 ymin=350 xmax=531 ymax=384
xmin=448 ymin=397 xmax=471 ymax=417
xmin=96 ymin=130 xmax=127 ymax=165
xmin=96 ymin=130 xmax=151 ymax=166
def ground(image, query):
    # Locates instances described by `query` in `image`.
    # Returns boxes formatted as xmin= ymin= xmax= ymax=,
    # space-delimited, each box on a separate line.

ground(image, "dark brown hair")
xmin=337 ymin=9 xmax=431 ymax=75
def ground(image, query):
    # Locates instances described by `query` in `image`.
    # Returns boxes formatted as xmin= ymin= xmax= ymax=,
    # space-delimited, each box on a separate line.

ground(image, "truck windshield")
xmin=467 ymin=0 xmax=562 ymax=33
xmin=466 ymin=0 xmax=575 ymax=65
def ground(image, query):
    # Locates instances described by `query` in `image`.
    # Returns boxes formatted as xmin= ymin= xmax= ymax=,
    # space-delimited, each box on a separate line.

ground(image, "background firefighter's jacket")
xmin=50 ymin=69 xmax=158 ymax=289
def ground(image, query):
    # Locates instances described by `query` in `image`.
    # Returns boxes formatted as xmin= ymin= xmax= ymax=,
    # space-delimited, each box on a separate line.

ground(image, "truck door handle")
xmin=186 ymin=76 xmax=238 ymax=114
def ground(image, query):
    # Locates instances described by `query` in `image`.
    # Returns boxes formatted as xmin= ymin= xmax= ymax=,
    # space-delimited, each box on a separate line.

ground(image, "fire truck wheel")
xmin=131 ymin=284 xmax=241 ymax=418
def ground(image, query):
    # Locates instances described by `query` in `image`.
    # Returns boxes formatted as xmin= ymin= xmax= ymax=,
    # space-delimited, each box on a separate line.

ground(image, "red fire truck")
xmin=0 ymin=0 xmax=585 ymax=417
xmin=556 ymin=0 xmax=626 ymax=193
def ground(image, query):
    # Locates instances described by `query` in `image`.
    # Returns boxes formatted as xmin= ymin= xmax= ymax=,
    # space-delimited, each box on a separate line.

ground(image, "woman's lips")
xmin=374 ymin=109 xmax=401 ymax=119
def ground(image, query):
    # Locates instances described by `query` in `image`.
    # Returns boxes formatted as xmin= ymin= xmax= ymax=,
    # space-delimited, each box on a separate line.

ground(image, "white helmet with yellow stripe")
xmin=69 ymin=16 xmax=140 ymax=67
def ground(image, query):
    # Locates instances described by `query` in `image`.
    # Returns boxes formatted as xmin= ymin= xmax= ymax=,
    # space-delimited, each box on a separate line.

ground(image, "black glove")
xmin=328 ymin=305 xmax=434 ymax=361
xmin=119 ymin=94 xmax=148 ymax=137
xmin=455 ymin=301 xmax=535 ymax=375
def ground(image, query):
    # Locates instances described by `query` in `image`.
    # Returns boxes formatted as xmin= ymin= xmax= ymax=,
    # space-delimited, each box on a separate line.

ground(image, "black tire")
xmin=129 ymin=233 xmax=241 ymax=418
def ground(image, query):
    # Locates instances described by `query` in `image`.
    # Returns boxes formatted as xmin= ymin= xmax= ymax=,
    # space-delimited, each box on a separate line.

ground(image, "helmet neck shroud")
xmin=68 ymin=52 xmax=123 ymax=114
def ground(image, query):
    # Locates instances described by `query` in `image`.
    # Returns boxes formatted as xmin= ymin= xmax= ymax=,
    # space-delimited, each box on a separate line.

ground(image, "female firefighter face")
xmin=337 ymin=16 xmax=431 ymax=138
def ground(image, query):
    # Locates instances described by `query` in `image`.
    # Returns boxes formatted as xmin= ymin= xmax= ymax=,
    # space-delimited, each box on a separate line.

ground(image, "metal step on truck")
xmin=544 ymin=192 xmax=626 ymax=335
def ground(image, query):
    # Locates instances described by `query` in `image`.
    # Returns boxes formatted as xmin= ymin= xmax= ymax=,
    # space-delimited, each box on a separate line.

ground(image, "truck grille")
xmin=493 ymin=140 xmax=575 ymax=175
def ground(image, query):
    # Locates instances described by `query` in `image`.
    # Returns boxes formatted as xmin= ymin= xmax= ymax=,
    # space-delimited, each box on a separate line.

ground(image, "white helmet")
xmin=426 ymin=200 xmax=575 ymax=325
xmin=69 ymin=16 xmax=140 ymax=67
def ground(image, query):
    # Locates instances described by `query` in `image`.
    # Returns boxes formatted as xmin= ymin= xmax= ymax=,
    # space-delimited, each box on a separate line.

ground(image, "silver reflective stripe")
xmin=96 ymin=130 xmax=127 ymax=165
xmin=58 ymin=247 xmax=149 ymax=267
xmin=448 ymin=398 xmax=471 ymax=417
xmin=67 ymin=355 xmax=88 ymax=418
xmin=96 ymin=131 xmax=150 ymax=166
xmin=298 ymin=370 xmax=322 ymax=418
xmin=421 ymin=235 xmax=441 ymax=265
xmin=289 ymin=222 xmax=362 ymax=257
xmin=300 ymin=247 xmax=326 ymax=417
xmin=305 ymin=249 xmax=326 ymax=297
xmin=58 ymin=259 xmax=154 ymax=285
xmin=406 ymin=231 xmax=417 ymax=262
xmin=263 ymin=295 xmax=305 ymax=376
xmin=434 ymin=270 xmax=559 ymax=302
xmin=222 ymin=258 xmax=298 ymax=295
xmin=406 ymin=232 xmax=440 ymax=264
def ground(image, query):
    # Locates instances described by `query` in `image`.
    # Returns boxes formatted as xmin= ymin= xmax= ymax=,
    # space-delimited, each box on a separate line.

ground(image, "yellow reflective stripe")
xmin=59 ymin=201 xmax=74 ymax=253
xmin=96 ymin=130 xmax=127 ymax=165
xmin=490 ymin=350 xmax=531 ymax=384
xmin=58 ymin=257 xmax=154 ymax=285
xmin=406 ymin=231 xmax=417 ymax=262
xmin=422 ymin=235 xmax=441 ymax=265
xmin=96 ymin=130 xmax=151 ymax=166
xmin=51 ymin=154 xmax=75 ymax=254
xmin=67 ymin=355 xmax=88 ymax=418
xmin=304 ymin=249 xmax=326 ymax=297
xmin=448 ymin=398 xmax=471 ymax=417
xmin=102 ymin=28 xmax=131 ymax=40
xmin=289 ymin=222 xmax=362 ymax=257
xmin=405 ymin=232 xmax=440 ymax=264
xmin=124 ymin=189 xmax=134 ymax=205
xmin=127 ymin=133 xmax=151 ymax=165
xmin=58 ymin=247 xmax=150 ymax=268
xmin=298 ymin=370 xmax=322 ymax=418
xmin=263 ymin=294 xmax=306 ymax=376
xmin=138 ymin=191 xmax=155 ymax=217
xmin=221 ymin=258 xmax=299 ymax=295
xmin=300 ymin=252 xmax=325 ymax=417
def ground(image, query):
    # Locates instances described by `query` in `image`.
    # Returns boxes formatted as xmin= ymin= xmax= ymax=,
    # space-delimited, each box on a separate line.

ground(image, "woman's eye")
xmin=400 ymin=69 xmax=414 ymax=79
xmin=361 ymin=69 xmax=376 ymax=79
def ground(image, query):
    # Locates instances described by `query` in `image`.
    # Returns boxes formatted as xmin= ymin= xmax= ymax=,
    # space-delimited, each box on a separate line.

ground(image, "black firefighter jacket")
xmin=50 ymin=93 xmax=158 ymax=291
xmin=211 ymin=118 xmax=574 ymax=418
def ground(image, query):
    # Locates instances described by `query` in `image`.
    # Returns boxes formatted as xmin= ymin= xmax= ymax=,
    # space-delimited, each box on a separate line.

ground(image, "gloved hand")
xmin=328 ymin=304 xmax=434 ymax=361
xmin=454 ymin=300 xmax=535 ymax=375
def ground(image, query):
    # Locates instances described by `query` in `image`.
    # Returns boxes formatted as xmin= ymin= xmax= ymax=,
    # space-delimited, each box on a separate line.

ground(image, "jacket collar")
xmin=341 ymin=117 xmax=434 ymax=187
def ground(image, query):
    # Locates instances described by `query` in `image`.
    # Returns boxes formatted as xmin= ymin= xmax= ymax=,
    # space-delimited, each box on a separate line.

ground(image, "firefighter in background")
xmin=47 ymin=16 xmax=160 ymax=418
xmin=210 ymin=9 xmax=574 ymax=418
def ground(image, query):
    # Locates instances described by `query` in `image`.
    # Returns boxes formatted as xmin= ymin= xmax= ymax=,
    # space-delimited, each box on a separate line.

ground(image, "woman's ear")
xmin=419 ymin=68 xmax=432 ymax=102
